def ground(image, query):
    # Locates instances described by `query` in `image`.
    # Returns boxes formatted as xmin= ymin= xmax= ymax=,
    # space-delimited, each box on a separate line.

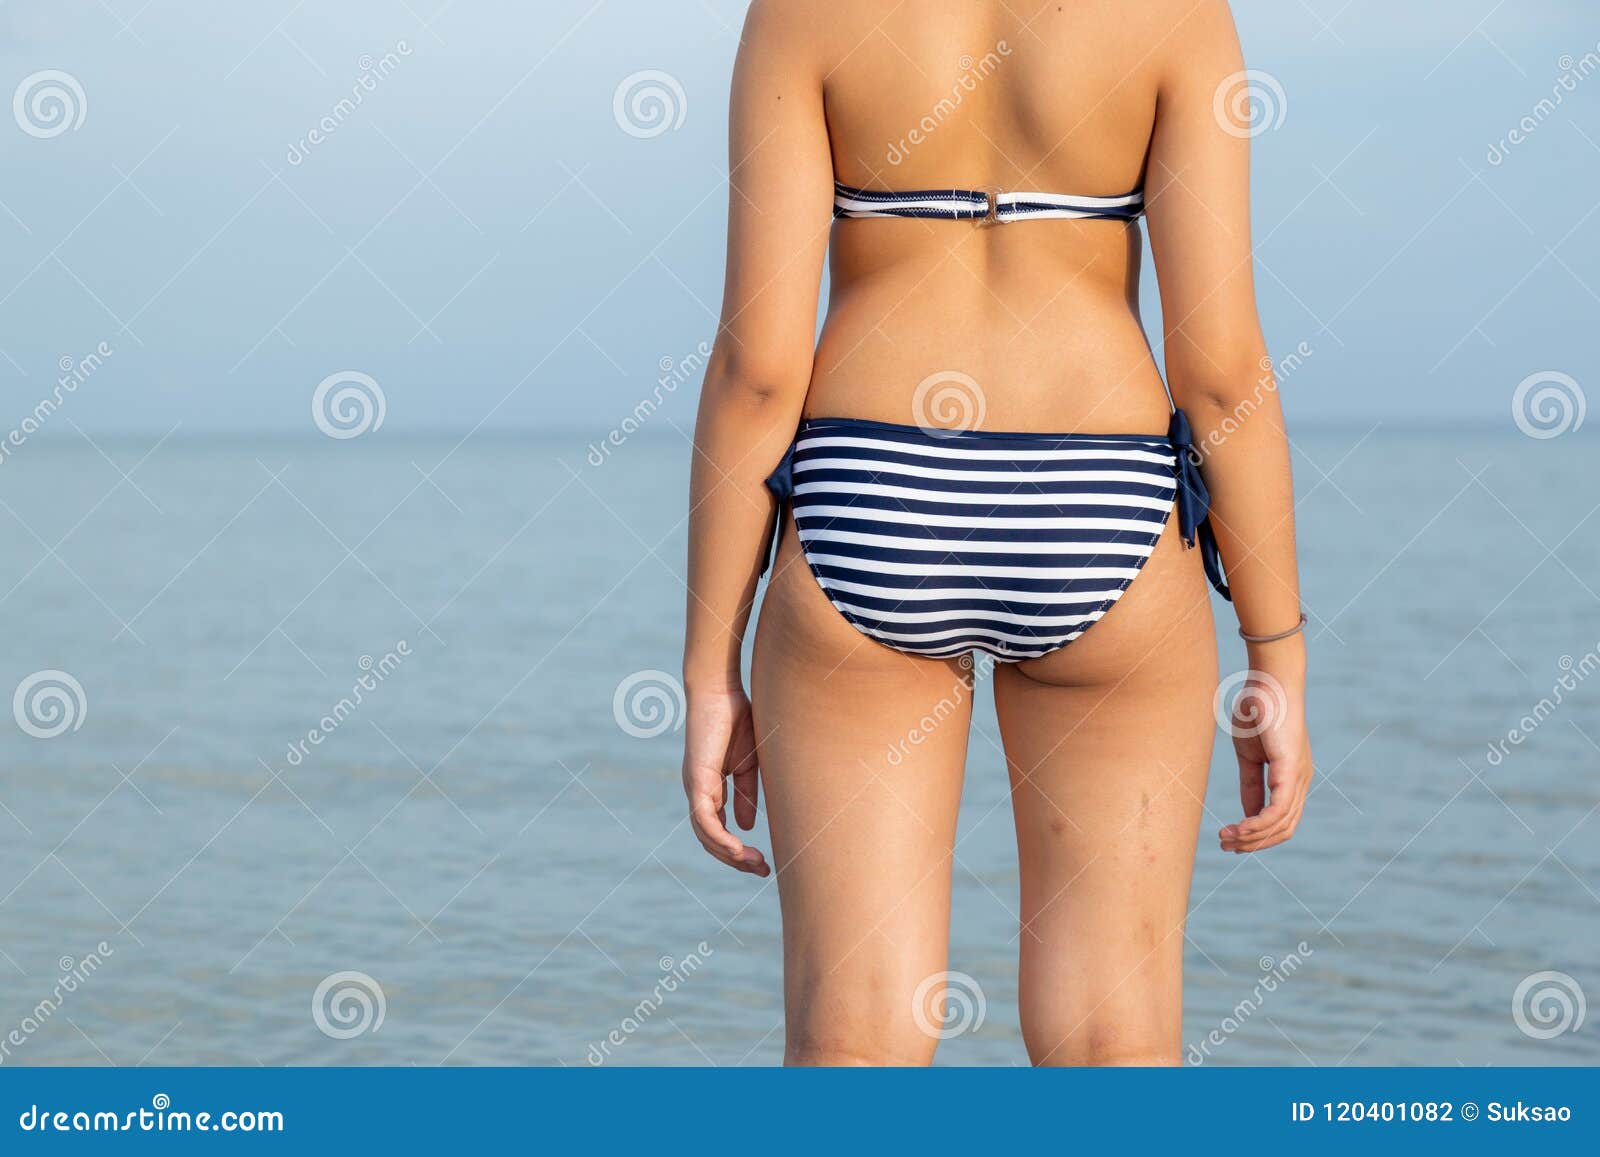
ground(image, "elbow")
xmin=699 ymin=346 xmax=808 ymax=419
xmin=1166 ymin=340 xmax=1276 ymax=420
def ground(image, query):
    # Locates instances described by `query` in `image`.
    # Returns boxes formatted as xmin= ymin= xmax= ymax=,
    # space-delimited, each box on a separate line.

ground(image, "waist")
xmin=793 ymin=414 xmax=1178 ymax=449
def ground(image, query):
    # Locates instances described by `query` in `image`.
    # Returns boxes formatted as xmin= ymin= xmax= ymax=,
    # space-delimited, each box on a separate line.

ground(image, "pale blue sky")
xmin=1 ymin=0 xmax=1596 ymax=436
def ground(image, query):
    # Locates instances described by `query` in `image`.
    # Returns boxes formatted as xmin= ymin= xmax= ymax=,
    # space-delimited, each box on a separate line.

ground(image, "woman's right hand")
xmin=681 ymin=684 xmax=771 ymax=877
xmin=1219 ymin=661 xmax=1313 ymax=854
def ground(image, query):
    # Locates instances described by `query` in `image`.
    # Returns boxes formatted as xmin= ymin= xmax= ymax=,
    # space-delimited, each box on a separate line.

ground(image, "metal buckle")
xmin=970 ymin=187 xmax=1002 ymax=227
xmin=977 ymin=187 xmax=1001 ymax=227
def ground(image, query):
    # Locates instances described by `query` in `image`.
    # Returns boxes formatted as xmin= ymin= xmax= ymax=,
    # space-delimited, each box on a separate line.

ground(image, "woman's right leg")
xmin=752 ymin=524 xmax=973 ymax=1066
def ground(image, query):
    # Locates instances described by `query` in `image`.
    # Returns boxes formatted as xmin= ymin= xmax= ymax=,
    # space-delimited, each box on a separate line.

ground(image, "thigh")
xmin=994 ymin=516 xmax=1219 ymax=1066
xmin=752 ymin=521 xmax=974 ymax=1065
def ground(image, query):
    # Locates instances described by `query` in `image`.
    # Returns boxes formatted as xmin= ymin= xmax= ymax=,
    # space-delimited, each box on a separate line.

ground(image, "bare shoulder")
xmin=739 ymin=0 xmax=832 ymax=46
xmin=1137 ymin=0 xmax=1244 ymax=76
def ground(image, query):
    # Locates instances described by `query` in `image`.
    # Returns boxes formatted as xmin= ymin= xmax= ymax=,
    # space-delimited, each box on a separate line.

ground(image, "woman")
xmin=681 ymin=0 xmax=1312 ymax=1066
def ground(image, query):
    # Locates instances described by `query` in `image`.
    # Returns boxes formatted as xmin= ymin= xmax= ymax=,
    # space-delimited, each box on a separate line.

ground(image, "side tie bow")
xmin=758 ymin=440 xmax=798 ymax=578
xmin=1167 ymin=409 xmax=1232 ymax=602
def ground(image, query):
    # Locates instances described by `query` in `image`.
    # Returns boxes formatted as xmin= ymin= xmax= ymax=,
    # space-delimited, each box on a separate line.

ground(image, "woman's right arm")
xmin=1143 ymin=0 xmax=1313 ymax=854
xmin=681 ymin=0 xmax=833 ymax=875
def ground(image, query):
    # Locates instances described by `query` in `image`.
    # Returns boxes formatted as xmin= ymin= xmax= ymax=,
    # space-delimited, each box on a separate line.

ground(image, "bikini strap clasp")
xmin=978 ymin=187 xmax=1003 ymax=227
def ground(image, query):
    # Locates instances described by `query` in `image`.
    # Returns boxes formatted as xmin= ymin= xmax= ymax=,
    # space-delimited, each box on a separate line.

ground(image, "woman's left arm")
xmin=681 ymin=0 xmax=833 ymax=876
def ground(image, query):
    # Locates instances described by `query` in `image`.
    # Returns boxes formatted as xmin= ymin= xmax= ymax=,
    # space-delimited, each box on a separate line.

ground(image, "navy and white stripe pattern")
xmin=833 ymin=181 xmax=1144 ymax=224
xmin=766 ymin=417 xmax=1179 ymax=662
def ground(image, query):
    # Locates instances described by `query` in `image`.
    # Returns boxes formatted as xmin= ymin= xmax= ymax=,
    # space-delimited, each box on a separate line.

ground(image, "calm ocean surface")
xmin=2 ymin=428 xmax=1597 ymax=1066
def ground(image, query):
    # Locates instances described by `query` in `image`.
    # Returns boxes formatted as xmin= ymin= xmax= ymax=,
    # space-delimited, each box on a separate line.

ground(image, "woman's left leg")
xmin=993 ymin=518 xmax=1218 ymax=1066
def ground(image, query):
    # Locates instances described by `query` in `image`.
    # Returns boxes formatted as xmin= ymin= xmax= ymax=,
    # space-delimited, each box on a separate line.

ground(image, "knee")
xmin=1022 ymin=1017 xmax=1178 ymax=1067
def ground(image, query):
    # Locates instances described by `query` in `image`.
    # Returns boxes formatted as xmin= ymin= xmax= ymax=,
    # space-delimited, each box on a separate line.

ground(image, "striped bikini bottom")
xmin=762 ymin=413 xmax=1229 ymax=662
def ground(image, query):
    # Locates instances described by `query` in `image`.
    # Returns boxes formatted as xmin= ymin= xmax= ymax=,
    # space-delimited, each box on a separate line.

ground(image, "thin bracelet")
xmin=1238 ymin=613 xmax=1309 ymax=644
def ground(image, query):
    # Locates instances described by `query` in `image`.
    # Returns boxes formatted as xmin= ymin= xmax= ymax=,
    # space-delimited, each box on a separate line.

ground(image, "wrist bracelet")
xmin=1238 ymin=612 xmax=1308 ymax=644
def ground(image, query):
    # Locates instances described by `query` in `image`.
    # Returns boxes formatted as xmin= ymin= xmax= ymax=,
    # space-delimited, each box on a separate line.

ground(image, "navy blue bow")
xmin=1168 ymin=409 xmax=1232 ymax=602
xmin=758 ymin=441 xmax=798 ymax=578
